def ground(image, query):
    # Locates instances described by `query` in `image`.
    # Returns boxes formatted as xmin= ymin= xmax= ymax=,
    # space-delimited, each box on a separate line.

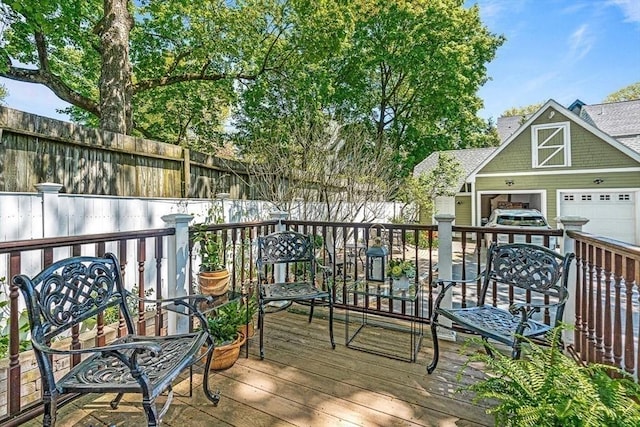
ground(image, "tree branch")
xmin=0 ymin=65 xmax=100 ymax=115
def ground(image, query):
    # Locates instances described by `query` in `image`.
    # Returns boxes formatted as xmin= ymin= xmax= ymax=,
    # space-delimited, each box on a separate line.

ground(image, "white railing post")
xmin=269 ymin=211 xmax=289 ymax=283
xmin=35 ymin=182 xmax=64 ymax=238
xmin=161 ymin=213 xmax=194 ymax=334
xmin=557 ymin=216 xmax=589 ymax=345
xmin=435 ymin=214 xmax=456 ymax=341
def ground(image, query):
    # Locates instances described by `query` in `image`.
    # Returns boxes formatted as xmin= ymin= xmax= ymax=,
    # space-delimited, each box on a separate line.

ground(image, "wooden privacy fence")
xmin=0 ymin=106 xmax=253 ymax=199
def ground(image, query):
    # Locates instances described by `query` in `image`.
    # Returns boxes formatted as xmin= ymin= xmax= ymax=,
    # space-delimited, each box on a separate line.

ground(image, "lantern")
xmin=366 ymin=238 xmax=389 ymax=282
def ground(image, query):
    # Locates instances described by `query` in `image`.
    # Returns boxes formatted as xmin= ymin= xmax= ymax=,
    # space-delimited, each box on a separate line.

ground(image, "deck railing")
xmin=0 ymin=216 xmax=637 ymax=424
xmin=566 ymin=230 xmax=640 ymax=377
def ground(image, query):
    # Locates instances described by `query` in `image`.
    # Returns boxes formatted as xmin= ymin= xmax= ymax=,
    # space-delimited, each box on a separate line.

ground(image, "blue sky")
xmin=1 ymin=0 xmax=639 ymax=123
xmin=473 ymin=0 xmax=640 ymax=119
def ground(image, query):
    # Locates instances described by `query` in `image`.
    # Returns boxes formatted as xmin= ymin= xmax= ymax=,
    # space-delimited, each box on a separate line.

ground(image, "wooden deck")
xmin=23 ymin=309 xmax=494 ymax=426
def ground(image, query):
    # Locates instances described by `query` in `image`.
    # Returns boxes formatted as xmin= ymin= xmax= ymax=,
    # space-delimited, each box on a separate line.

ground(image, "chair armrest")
xmin=32 ymin=338 xmax=162 ymax=357
xmin=509 ymin=293 xmax=568 ymax=318
xmin=317 ymin=264 xmax=333 ymax=287
xmin=432 ymin=271 xmax=485 ymax=308
xmin=128 ymin=292 xmax=213 ymax=328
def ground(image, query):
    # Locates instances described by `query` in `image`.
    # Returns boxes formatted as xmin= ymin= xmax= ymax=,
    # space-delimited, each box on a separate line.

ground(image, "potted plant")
xmin=236 ymin=292 xmax=258 ymax=338
xmin=387 ymin=258 xmax=416 ymax=290
xmin=205 ymin=301 xmax=247 ymax=370
xmin=194 ymin=230 xmax=230 ymax=296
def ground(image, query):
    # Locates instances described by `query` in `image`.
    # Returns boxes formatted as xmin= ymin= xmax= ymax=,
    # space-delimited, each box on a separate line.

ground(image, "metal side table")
xmin=345 ymin=279 xmax=423 ymax=362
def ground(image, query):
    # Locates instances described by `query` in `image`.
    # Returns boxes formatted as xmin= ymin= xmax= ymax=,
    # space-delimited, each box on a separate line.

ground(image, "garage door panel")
xmin=560 ymin=191 xmax=636 ymax=243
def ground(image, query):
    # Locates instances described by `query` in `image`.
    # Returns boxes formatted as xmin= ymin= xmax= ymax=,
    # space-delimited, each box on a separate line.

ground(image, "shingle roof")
xmin=580 ymin=99 xmax=640 ymax=138
xmin=496 ymin=115 xmax=526 ymax=141
xmin=413 ymin=147 xmax=496 ymax=191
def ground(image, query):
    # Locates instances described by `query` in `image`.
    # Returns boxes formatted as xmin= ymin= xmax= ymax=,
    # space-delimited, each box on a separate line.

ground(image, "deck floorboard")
xmin=22 ymin=308 xmax=494 ymax=426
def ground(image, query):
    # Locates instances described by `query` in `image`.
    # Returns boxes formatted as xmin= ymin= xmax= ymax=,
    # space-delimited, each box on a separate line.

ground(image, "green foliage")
xmin=206 ymin=299 xmax=246 ymax=345
xmin=0 ymin=277 xmax=32 ymax=358
xmin=405 ymin=230 xmax=438 ymax=249
xmin=501 ymin=102 xmax=544 ymax=121
xmin=0 ymin=83 xmax=7 ymax=104
xmin=604 ymin=81 xmax=640 ymax=103
xmin=397 ymin=152 xmax=463 ymax=221
xmin=458 ymin=326 xmax=640 ymax=426
xmin=387 ymin=258 xmax=416 ymax=280
xmin=193 ymin=201 xmax=227 ymax=271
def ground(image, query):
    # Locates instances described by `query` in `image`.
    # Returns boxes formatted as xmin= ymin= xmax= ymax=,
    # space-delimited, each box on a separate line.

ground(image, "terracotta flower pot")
xmin=238 ymin=321 xmax=255 ymax=339
xmin=210 ymin=332 xmax=246 ymax=371
xmin=198 ymin=269 xmax=230 ymax=296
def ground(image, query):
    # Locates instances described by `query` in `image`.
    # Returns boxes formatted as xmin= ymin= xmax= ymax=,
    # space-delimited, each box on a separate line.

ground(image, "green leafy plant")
xmin=193 ymin=201 xmax=227 ymax=272
xmin=237 ymin=293 xmax=258 ymax=322
xmin=458 ymin=325 xmax=640 ymax=426
xmin=206 ymin=301 xmax=245 ymax=346
xmin=387 ymin=258 xmax=416 ymax=279
xmin=0 ymin=277 xmax=32 ymax=358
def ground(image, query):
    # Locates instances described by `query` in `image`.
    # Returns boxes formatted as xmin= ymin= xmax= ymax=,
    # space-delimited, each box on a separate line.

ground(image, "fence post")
xmin=269 ymin=211 xmax=289 ymax=284
xmin=161 ymin=213 xmax=194 ymax=334
xmin=35 ymin=182 xmax=64 ymax=238
xmin=435 ymin=214 xmax=456 ymax=341
xmin=557 ymin=216 xmax=589 ymax=346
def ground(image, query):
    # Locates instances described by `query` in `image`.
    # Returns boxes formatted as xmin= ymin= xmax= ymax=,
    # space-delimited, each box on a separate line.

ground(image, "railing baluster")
xmin=613 ymin=253 xmax=623 ymax=371
xmin=594 ymin=246 xmax=604 ymax=363
xmin=8 ymin=251 xmax=21 ymax=417
xmin=574 ymin=241 xmax=583 ymax=357
xmin=118 ymin=239 xmax=128 ymax=337
xmin=155 ymin=237 xmax=164 ymax=337
xmin=137 ymin=238 xmax=146 ymax=336
xmin=587 ymin=243 xmax=597 ymax=362
xmin=624 ymin=256 xmax=635 ymax=376
xmin=603 ymin=249 xmax=614 ymax=364
xmin=580 ymin=241 xmax=589 ymax=361
xmin=95 ymin=242 xmax=106 ymax=348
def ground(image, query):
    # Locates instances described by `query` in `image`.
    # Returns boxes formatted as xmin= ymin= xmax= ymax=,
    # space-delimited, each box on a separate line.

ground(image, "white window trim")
xmin=531 ymin=122 xmax=571 ymax=168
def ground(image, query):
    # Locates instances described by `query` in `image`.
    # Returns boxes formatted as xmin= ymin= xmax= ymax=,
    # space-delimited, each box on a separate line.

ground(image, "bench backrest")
xmin=13 ymin=254 xmax=134 ymax=385
xmin=480 ymin=244 xmax=574 ymax=322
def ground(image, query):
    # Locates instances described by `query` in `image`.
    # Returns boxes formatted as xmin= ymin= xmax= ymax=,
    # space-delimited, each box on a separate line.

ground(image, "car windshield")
xmin=496 ymin=215 xmax=548 ymax=227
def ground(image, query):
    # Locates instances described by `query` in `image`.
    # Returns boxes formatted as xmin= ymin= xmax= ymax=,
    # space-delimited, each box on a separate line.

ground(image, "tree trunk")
xmin=96 ymin=0 xmax=133 ymax=134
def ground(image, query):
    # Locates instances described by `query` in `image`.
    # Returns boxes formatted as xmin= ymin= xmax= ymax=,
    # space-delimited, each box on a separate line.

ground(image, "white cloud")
xmin=568 ymin=24 xmax=595 ymax=61
xmin=607 ymin=0 xmax=640 ymax=23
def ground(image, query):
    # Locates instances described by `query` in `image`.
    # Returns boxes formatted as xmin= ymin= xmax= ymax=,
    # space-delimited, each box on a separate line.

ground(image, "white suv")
xmin=483 ymin=208 xmax=556 ymax=248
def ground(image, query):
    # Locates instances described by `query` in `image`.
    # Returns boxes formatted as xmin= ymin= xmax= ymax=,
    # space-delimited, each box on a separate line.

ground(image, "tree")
xmin=396 ymin=152 xmax=463 ymax=222
xmin=501 ymin=102 xmax=544 ymax=118
xmin=234 ymin=0 xmax=504 ymax=173
xmin=0 ymin=0 xmax=287 ymax=142
xmin=0 ymin=83 xmax=7 ymax=104
xmin=234 ymin=115 xmax=402 ymax=223
xmin=604 ymin=81 xmax=640 ymax=102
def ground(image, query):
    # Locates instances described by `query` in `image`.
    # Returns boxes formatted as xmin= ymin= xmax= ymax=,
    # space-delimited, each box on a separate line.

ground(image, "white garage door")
xmin=560 ymin=191 xmax=637 ymax=244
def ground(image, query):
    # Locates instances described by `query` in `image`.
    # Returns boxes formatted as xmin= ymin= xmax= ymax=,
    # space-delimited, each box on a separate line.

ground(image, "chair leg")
xmin=511 ymin=339 xmax=522 ymax=359
xmin=42 ymin=395 xmax=57 ymax=427
xmin=202 ymin=346 xmax=221 ymax=405
xmin=483 ymin=337 xmax=494 ymax=358
xmin=426 ymin=320 xmax=440 ymax=374
xmin=110 ymin=392 xmax=124 ymax=409
xmin=308 ymin=299 xmax=315 ymax=323
xmin=258 ymin=304 xmax=265 ymax=360
xmin=329 ymin=300 xmax=335 ymax=349
xmin=141 ymin=396 xmax=159 ymax=427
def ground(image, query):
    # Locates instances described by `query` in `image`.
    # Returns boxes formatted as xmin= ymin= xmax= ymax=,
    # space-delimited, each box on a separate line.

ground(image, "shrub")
xmin=457 ymin=326 xmax=640 ymax=426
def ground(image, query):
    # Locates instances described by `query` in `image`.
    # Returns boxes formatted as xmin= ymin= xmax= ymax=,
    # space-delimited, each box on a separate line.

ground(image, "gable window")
xmin=531 ymin=122 xmax=571 ymax=168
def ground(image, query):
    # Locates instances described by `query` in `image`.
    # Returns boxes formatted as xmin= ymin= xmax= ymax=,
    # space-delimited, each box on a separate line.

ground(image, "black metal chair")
xmin=427 ymin=243 xmax=575 ymax=374
xmin=256 ymin=230 xmax=335 ymax=359
xmin=13 ymin=253 xmax=220 ymax=427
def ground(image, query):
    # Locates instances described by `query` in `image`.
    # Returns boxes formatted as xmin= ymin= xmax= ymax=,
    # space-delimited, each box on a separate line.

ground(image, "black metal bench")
xmin=427 ymin=243 xmax=575 ymax=374
xmin=13 ymin=253 xmax=220 ymax=426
